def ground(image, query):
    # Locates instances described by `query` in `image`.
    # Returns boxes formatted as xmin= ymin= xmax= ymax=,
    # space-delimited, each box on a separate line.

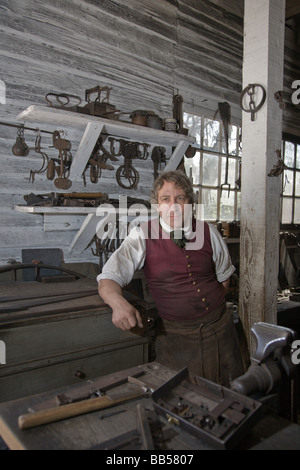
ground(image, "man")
xmin=97 ymin=170 xmax=244 ymax=386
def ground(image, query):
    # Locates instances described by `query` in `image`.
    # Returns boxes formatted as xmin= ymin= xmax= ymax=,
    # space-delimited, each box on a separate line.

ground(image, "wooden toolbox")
xmin=152 ymin=367 xmax=263 ymax=449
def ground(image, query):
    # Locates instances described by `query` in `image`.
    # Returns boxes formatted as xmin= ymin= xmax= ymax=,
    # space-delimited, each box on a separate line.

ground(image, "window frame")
xmin=281 ymin=132 xmax=300 ymax=228
xmin=183 ymin=111 xmax=242 ymax=223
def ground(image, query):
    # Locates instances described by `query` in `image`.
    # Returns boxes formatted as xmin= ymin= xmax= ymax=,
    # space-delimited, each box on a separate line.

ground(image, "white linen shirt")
xmin=97 ymin=218 xmax=235 ymax=287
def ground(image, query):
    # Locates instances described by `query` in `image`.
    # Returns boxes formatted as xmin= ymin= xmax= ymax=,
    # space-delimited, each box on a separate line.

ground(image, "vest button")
xmin=192 ymin=281 xmax=196 ymax=285
xmin=189 ymin=273 xmax=192 ymax=277
xmin=186 ymin=255 xmax=190 ymax=259
xmin=205 ymin=307 xmax=209 ymax=311
xmin=187 ymin=264 xmax=191 ymax=268
xmin=197 ymin=288 xmax=201 ymax=293
xmin=202 ymin=297 xmax=206 ymax=302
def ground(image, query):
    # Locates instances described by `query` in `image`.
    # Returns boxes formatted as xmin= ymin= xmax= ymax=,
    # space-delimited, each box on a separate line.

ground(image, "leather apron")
xmin=154 ymin=300 xmax=244 ymax=387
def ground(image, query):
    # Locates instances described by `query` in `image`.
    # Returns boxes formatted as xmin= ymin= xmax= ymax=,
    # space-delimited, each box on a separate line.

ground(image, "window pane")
xmin=183 ymin=112 xmax=201 ymax=147
xmin=295 ymin=172 xmax=300 ymax=197
xmin=283 ymin=170 xmax=294 ymax=196
xmin=202 ymin=153 xmax=219 ymax=186
xmin=184 ymin=153 xmax=200 ymax=184
xmin=221 ymin=124 xmax=238 ymax=156
xmin=221 ymin=156 xmax=236 ymax=187
xmin=203 ymin=119 xmax=220 ymax=151
xmin=284 ymin=141 xmax=295 ymax=167
xmin=297 ymin=145 xmax=300 ymax=169
xmin=201 ymin=188 xmax=218 ymax=220
xmin=236 ymin=192 xmax=241 ymax=220
xmin=281 ymin=197 xmax=293 ymax=224
xmin=294 ymin=199 xmax=300 ymax=223
xmin=220 ymin=190 xmax=235 ymax=221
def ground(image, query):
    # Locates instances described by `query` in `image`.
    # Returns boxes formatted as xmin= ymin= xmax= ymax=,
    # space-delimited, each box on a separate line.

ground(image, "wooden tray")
xmin=152 ymin=367 xmax=263 ymax=449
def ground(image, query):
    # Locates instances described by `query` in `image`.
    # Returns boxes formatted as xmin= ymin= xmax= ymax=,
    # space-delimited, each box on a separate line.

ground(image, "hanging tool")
xmin=151 ymin=146 xmax=166 ymax=179
xmin=268 ymin=149 xmax=287 ymax=177
xmin=87 ymin=136 xmax=118 ymax=183
xmin=52 ymin=130 xmax=73 ymax=189
xmin=240 ymin=83 xmax=266 ymax=121
xmin=173 ymin=94 xmax=188 ymax=135
xmin=218 ymin=102 xmax=231 ymax=196
xmin=114 ymin=139 xmax=149 ymax=189
xmin=12 ymin=126 xmax=30 ymax=156
xmin=29 ymin=132 xmax=49 ymax=183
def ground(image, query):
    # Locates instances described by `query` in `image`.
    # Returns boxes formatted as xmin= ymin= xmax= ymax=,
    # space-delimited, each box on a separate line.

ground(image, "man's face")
xmin=157 ymin=181 xmax=190 ymax=229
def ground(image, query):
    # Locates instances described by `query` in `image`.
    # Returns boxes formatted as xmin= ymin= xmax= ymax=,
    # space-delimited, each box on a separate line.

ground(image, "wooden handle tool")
xmin=18 ymin=390 xmax=145 ymax=430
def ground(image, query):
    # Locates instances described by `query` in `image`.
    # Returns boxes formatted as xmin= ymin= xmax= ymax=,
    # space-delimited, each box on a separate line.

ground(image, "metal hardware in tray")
xmin=152 ymin=367 xmax=263 ymax=449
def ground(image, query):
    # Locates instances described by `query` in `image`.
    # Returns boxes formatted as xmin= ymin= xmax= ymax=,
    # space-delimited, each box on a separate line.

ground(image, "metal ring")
xmin=240 ymin=83 xmax=266 ymax=114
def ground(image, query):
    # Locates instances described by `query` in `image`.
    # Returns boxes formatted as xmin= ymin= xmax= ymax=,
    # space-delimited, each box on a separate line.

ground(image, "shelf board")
xmin=17 ymin=106 xmax=195 ymax=146
xmin=17 ymin=106 xmax=195 ymax=180
xmin=14 ymin=205 xmax=98 ymax=215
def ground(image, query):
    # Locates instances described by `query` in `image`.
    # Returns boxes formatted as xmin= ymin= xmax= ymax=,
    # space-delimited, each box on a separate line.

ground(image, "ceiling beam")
xmin=286 ymin=0 xmax=300 ymax=19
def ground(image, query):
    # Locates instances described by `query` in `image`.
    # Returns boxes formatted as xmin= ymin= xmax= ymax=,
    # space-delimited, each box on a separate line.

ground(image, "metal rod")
xmin=0 ymin=120 xmax=53 ymax=135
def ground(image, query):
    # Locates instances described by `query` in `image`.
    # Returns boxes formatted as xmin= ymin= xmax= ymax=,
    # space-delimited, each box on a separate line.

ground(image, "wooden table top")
xmin=0 ymin=362 xmax=299 ymax=451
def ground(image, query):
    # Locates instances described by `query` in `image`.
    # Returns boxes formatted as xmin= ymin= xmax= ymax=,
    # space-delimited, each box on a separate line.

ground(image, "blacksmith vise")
xmin=231 ymin=322 xmax=297 ymax=397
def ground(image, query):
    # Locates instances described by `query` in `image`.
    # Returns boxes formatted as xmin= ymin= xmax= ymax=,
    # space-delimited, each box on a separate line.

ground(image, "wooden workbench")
xmin=0 ymin=362 xmax=300 ymax=451
xmin=0 ymin=362 xmax=208 ymax=451
xmin=0 ymin=277 xmax=150 ymax=403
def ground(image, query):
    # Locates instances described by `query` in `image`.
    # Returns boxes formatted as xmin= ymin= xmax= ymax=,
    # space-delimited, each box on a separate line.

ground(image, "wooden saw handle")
xmin=18 ymin=391 xmax=145 ymax=430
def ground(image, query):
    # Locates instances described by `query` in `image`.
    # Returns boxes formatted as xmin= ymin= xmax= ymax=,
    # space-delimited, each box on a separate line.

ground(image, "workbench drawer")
xmin=0 ymin=279 xmax=150 ymax=403
xmin=0 ymin=310 xmax=139 ymax=366
xmin=0 ymin=339 xmax=149 ymax=402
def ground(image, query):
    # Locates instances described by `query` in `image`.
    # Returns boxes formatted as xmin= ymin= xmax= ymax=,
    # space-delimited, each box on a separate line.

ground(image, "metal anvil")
xmin=231 ymin=322 xmax=297 ymax=396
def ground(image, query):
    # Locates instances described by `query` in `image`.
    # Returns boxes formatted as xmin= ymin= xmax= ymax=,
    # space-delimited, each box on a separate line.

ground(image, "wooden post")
xmin=239 ymin=0 xmax=286 ymax=354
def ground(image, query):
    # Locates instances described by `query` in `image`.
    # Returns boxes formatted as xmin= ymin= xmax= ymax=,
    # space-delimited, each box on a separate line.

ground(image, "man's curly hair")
xmin=150 ymin=170 xmax=194 ymax=205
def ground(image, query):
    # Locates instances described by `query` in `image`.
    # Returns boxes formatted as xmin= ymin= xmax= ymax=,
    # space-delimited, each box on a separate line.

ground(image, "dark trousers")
xmin=155 ymin=301 xmax=244 ymax=387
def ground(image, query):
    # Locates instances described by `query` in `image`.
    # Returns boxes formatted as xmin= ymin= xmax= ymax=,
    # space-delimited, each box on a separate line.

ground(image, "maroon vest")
xmin=142 ymin=219 xmax=225 ymax=321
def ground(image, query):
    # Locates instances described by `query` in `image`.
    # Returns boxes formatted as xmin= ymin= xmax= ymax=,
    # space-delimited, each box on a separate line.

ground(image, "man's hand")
xmin=98 ymin=279 xmax=143 ymax=331
xmin=111 ymin=296 xmax=143 ymax=331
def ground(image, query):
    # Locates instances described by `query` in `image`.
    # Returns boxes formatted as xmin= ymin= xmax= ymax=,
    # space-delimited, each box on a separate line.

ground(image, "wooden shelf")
xmin=14 ymin=205 xmax=156 ymax=253
xmin=17 ymin=106 xmax=195 ymax=181
xmin=14 ymin=205 xmax=98 ymax=215
xmin=15 ymin=107 xmax=195 ymax=254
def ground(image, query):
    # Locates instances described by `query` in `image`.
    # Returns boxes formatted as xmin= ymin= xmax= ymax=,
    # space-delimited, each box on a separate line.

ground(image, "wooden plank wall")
xmin=0 ymin=0 xmax=298 ymax=266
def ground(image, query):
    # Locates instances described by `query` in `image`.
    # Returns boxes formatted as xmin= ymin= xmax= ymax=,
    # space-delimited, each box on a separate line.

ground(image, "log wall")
xmin=0 ymin=0 xmax=298 ymax=266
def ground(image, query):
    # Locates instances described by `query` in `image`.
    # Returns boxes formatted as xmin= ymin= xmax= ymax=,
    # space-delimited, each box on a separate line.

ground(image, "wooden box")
xmin=152 ymin=367 xmax=263 ymax=449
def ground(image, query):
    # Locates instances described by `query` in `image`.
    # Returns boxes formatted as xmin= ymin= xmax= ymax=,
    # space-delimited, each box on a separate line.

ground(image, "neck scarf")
xmin=170 ymin=229 xmax=187 ymax=248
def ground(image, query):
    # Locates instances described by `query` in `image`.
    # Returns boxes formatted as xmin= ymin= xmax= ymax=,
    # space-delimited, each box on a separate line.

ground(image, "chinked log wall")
xmin=0 ymin=0 xmax=299 ymax=265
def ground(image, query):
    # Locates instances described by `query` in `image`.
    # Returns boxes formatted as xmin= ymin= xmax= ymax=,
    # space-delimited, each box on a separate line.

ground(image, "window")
xmin=281 ymin=136 xmax=300 ymax=225
xmin=183 ymin=112 xmax=241 ymax=222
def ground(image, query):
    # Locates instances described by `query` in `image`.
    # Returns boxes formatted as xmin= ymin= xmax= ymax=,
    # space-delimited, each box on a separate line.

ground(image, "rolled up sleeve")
xmin=96 ymin=226 xmax=146 ymax=287
xmin=209 ymin=224 xmax=236 ymax=282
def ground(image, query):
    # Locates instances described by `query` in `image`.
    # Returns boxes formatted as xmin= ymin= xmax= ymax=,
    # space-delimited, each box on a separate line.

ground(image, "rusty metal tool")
xmin=28 ymin=366 xmax=145 ymax=411
xmin=98 ymin=409 xmax=126 ymax=420
xmin=29 ymin=132 xmax=49 ymax=183
xmin=18 ymin=389 xmax=148 ymax=430
xmin=218 ymin=102 xmax=231 ymax=197
xmin=52 ymin=130 xmax=73 ymax=190
xmin=240 ymin=83 xmax=266 ymax=122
